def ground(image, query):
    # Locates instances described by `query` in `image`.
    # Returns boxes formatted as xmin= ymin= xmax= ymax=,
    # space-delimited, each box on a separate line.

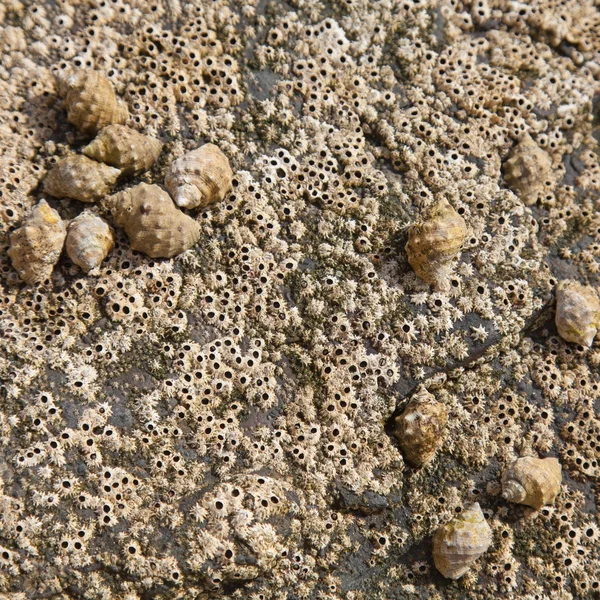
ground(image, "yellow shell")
xmin=164 ymin=143 xmax=233 ymax=209
xmin=8 ymin=199 xmax=67 ymax=285
xmin=82 ymin=125 xmax=162 ymax=175
xmin=405 ymin=198 xmax=467 ymax=288
xmin=555 ymin=280 xmax=600 ymax=347
xmin=502 ymin=456 xmax=562 ymax=509
xmin=432 ymin=503 xmax=492 ymax=580
xmin=393 ymin=387 xmax=448 ymax=468
xmin=56 ymin=70 xmax=129 ymax=136
xmin=502 ymin=134 xmax=552 ymax=205
xmin=104 ymin=183 xmax=201 ymax=258
xmin=43 ymin=155 xmax=121 ymax=203
xmin=66 ymin=211 xmax=114 ymax=272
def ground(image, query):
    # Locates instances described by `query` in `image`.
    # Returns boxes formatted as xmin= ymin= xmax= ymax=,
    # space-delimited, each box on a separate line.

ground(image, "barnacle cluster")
xmin=1 ymin=0 xmax=600 ymax=598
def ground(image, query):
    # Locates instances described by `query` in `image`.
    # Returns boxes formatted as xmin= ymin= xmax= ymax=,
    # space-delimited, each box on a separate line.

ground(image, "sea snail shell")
xmin=43 ymin=155 xmax=121 ymax=203
xmin=164 ymin=143 xmax=233 ymax=209
xmin=56 ymin=69 xmax=129 ymax=136
xmin=8 ymin=199 xmax=67 ymax=285
xmin=393 ymin=387 xmax=448 ymax=468
xmin=83 ymin=125 xmax=162 ymax=176
xmin=432 ymin=503 xmax=492 ymax=580
xmin=405 ymin=198 xmax=467 ymax=289
xmin=66 ymin=211 xmax=114 ymax=272
xmin=555 ymin=280 xmax=600 ymax=347
xmin=501 ymin=456 xmax=562 ymax=509
xmin=104 ymin=183 xmax=200 ymax=258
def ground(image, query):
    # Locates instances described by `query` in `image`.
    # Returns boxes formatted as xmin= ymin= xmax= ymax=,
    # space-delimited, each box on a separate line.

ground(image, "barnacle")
xmin=405 ymin=198 xmax=467 ymax=289
xmin=104 ymin=183 xmax=200 ymax=258
xmin=555 ymin=280 xmax=600 ymax=347
xmin=7 ymin=199 xmax=67 ymax=285
xmin=65 ymin=211 xmax=114 ymax=272
xmin=432 ymin=503 xmax=492 ymax=580
xmin=43 ymin=155 xmax=121 ymax=203
xmin=502 ymin=456 xmax=562 ymax=509
xmin=82 ymin=125 xmax=162 ymax=175
xmin=164 ymin=143 xmax=233 ymax=209
xmin=56 ymin=69 xmax=129 ymax=136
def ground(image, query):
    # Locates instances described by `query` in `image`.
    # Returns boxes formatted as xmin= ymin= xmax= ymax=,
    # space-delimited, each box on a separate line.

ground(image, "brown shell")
xmin=393 ymin=387 xmax=448 ymax=467
xmin=8 ymin=200 xmax=67 ymax=285
xmin=83 ymin=125 xmax=162 ymax=175
xmin=104 ymin=183 xmax=200 ymax=258
xmin=43 ymin=155 xmax=121 ymax=203
xmin=502 ymin=456 xmax=562 ymax=509
xmin=56 ymin=70 xmax=129 ymax=136
xmin=405 ymin=198 xmax=467 ymax=288
xmin=66 ymin=211 xmax=114 ymax=272
xmin=164 ymin=143 xmax=233 ymax=209
xmin=502 ymin=134 xmax=552 ymax=205
xmin=555 ymin=280 xmax=600 ymax=347
xmin=432 ymin=503 xmax=492 ymax=580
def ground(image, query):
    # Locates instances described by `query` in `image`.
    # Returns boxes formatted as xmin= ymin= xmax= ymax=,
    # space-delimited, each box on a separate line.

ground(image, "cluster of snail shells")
xmin=502 ymin=456 xmax=562 ymax=510
xmin=405 ymin=198 xmax=467 ymax=289
xmin=432 ymin=503 xmax=492 ymax=580
xmin=555 ymin=280 xmax=600 ymax=347
xmin=165 ymin=143 xmax=233 ymax=209
xmin=502 ymin=133 xmax=552 ymax=206
xmin=393 ymin=387 xmax=448 ymax=468
xmin=8 ymin=200 xmax=67 ymax=285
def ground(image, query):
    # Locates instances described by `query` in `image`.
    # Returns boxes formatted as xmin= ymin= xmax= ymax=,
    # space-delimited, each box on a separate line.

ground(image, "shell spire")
xmin=432 ymin=503 xmax=492 ymax=580
xmin=8 ymin=200 xmax=67 ymax=285
xmin=501 ymin=456 xmax=562 ymax=509
xmin=104 ymin=183 xmax=201 ymax=258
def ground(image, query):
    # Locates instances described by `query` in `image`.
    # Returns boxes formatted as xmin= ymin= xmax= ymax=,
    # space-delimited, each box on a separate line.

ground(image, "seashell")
xmin=164 ymin=143 xmax=233 ymax=209
xmin=502 ymin=133 xmax=552 ymax=205
xmin=555 ymin=280 xmax=600 ymax=347
xmin=66 ymin=211 xmax=114 ymax=272
xmin=104 ymin=183 xmax=200 ymax=258
xmin=82 ymin=125 xmax=162 ymax=175
xmin=56 ymin=69 xmax=129 ymax=136
xmin=8 ymin=199 xmax=67 ymax=285
xmin=432 ymin=503 xmax=492 ymax=580
xmin=393 ymin=387 xmax=448 ymax=467
xmin=405 ymin=198 xmax=466 ymax=289
xmin=43 ymin=155 xmax=121 ymax=203
xmin=501 ymin=456 xmax=562 ymax=509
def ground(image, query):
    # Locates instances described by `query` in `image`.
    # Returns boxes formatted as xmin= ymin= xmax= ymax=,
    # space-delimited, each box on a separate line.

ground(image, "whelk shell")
xmin=501 ymin=456 xmax=562 ymax=509
xmin=66 ymin=211 xmax=114 ymax=272
xmin=555 ymin=280 xmax=600 ymax=347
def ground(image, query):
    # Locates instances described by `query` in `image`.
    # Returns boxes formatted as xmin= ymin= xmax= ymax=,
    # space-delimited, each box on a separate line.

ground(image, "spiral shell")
xmin=164 ymin=143 xmax=233 ymax=209
xmin=555 ymin=280 xmax=600 ymax=347
xmin=405 ymin=198 xmax=467 ymax=289
xmin=501 ymin=456 xmax=562 ymax=509
xmin=44 ymin=155 xmax=121 ymax=203
xmin=502 ymin=133 xmax=552 ymax=205
xmin=66 ymin=211 xmax=114 ymax=272
xmin=393 ymin=387 xmax=448 ymax=468
xmin=56 ymin=70 xmax=129 ymax=136
xmin=432 ymin=503 xmax=492 ymax=580
xmin=8 ymin=200 xmax=67 ymax=285
xmin=105 ymin=183 xmax=200 ymax=258
xmin=83 ymin=125 xmax=162 ymax=175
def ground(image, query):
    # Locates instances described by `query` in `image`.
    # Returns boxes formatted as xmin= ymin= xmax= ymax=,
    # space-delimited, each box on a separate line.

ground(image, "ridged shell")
xmin=44 ymin=155 xmax=121 ymax=203
xmin=66 ymin=211 xmax=114 ymax=272
xmin=501 ymin=456 xmax=562 ymax=509
xmin=104 ymin=183 xmax=200 ymax=258
xmin=502 ymin=134 xmax=552 ymax=205
xmin=405 ymin=198 xmax=466 ymax=289
xmin=432 ymin=503 xmax=492 ymax=580
xmin=56 ymin=70 xmax=129 ymax=136
xmin=164 ymin=143 xmax=233 ymax=209
xmin=83 ymin=125 xmax=162 ymax=175
xmin=393 ymin=387 xmax=448 ymax=468
xmin=8 ymin=200 xmax=67 ymax=285
xmin=555 ymin=280 xmax=600 ymax=347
